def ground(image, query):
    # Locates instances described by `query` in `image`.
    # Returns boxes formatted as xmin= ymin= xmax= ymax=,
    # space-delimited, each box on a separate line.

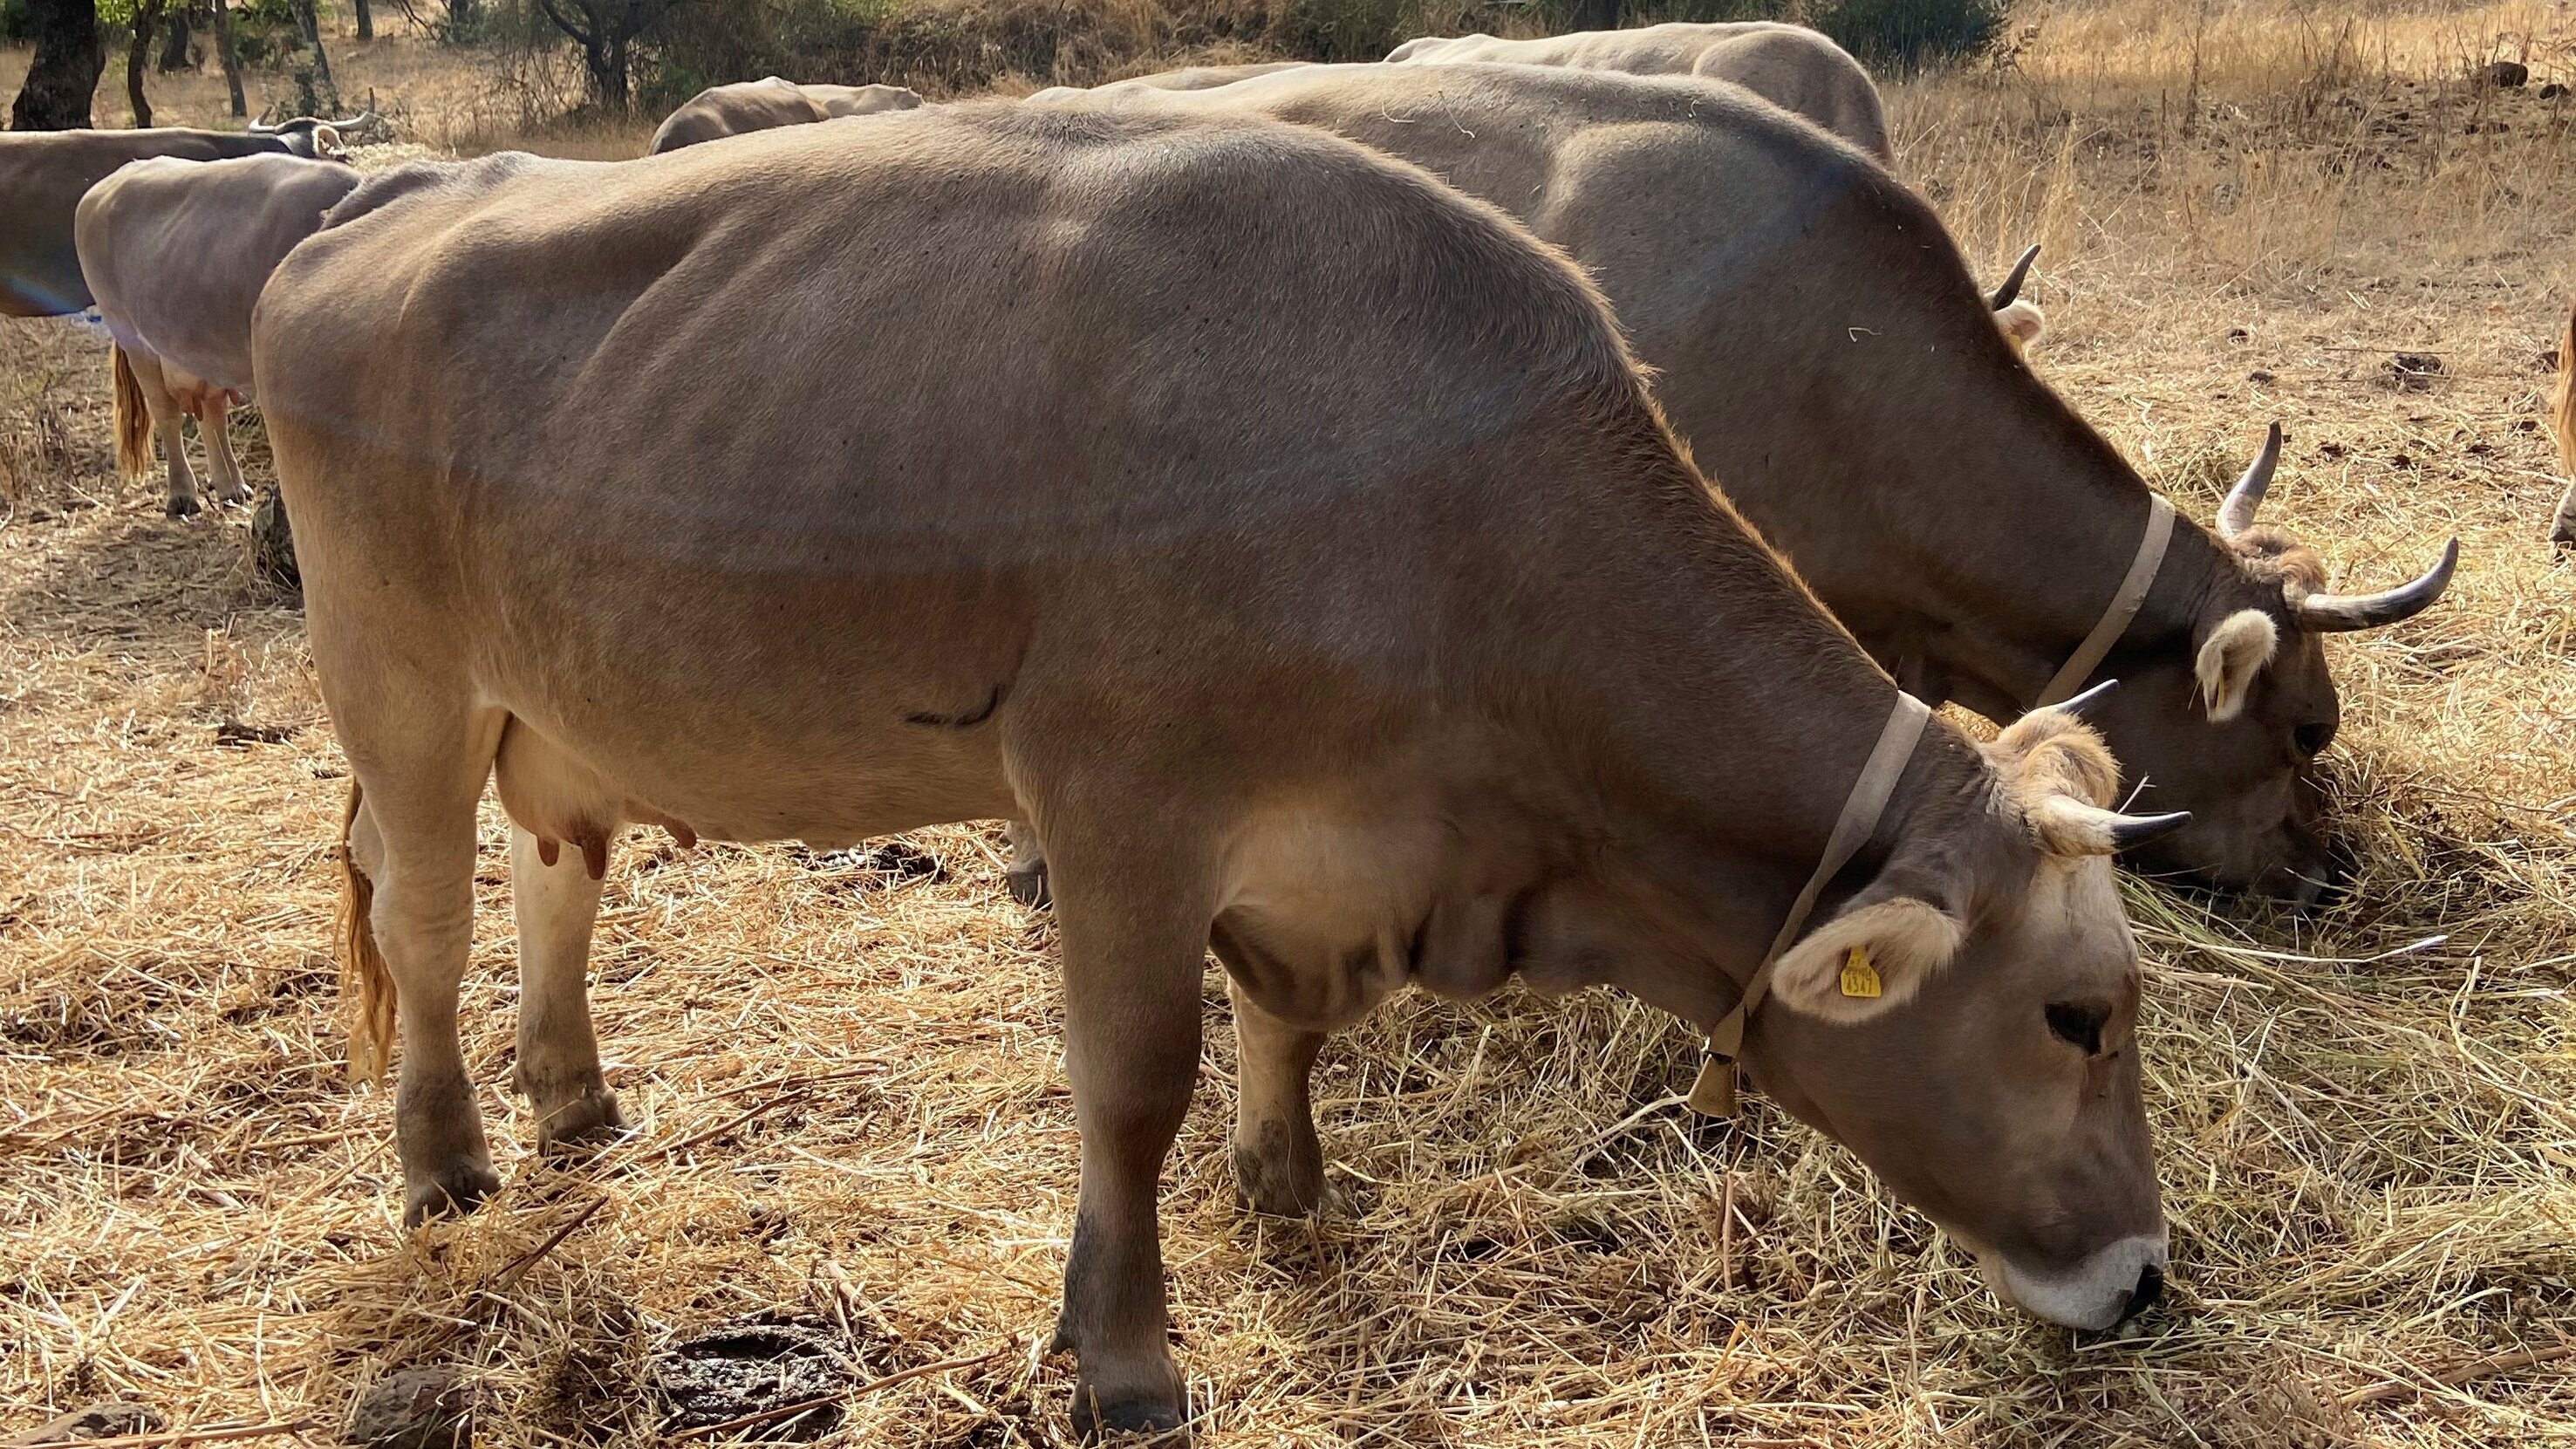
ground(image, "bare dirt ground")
xmin=3 ymin=3 xmax=2574 ymax=1446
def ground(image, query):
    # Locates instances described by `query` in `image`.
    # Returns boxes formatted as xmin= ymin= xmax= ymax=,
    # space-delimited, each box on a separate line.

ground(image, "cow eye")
xmin=2293 ymin=721 xmax=2336 ymax=759
xmin=2046 ymin=1001 xmax=2108 ymax=1056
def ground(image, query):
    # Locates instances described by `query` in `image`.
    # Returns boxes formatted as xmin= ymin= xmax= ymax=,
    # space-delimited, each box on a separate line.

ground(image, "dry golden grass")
xmin=4 ymin=3 xmax=2575 ymax=1445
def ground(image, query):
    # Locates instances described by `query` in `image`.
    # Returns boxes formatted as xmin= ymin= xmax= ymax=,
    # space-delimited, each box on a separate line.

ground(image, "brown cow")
xmin=1385 ymin=21 xmax=1894 ymax=163
xmin=0 ymin=121 xmax=345 ymax=318
xmin=261 ymin=107 xmax=2184 ymax=1439
xmin=76 ymin=153 xmax=361 ymax=516
xmin=1019 ymin=65 xmax=2456 ymax=904
xmin=646 ymin=76 xmax=923 ymax=154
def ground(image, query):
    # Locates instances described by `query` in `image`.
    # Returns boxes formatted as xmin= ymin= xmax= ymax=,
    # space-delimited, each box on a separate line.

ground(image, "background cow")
xmin=0 ymin=122 xmax=347 ymax=318
xmin=262 ymin=107 xmax=2183 ymax=1440
xmin=2553 ymin=303 xmax=2573 ymax=545
xmin=1385 ymin=21 xmax=1893 ymax=163
xmin=1026 ymin=64 xmax=2456 ymax=903
xmin=75 ymin=152 xmax=361 ymax=517
xmin=646 ymin=76 xmax=923 ymax=153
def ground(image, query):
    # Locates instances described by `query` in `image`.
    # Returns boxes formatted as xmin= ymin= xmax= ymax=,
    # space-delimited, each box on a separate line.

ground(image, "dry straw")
xmin=6 ymin=3 xmax=2576 ymax=1444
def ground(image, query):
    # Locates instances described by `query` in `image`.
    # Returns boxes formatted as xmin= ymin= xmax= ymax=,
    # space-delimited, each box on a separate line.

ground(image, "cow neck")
xmin=2033 ymin=492 xmax=2173 ymax=707
xmin=1684 ymin=690 xmax=1931 ymax=1117
xmin=1848 ymin=397 xmax=2223 ymax=725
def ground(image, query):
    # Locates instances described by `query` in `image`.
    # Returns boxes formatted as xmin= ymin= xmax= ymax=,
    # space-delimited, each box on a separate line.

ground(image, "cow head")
xmin=1740 ymin=702 xmax=2181 ymax=1329
xmin=2081 ymin=426 xmax=2456 ymax=903
xmin=253 ymin=112 xmax=374 ymax=161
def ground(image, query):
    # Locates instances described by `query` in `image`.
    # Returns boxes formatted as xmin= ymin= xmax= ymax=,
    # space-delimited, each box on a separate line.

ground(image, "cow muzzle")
xmin=1979 ymin=1233 xmax=2169 ymax=1330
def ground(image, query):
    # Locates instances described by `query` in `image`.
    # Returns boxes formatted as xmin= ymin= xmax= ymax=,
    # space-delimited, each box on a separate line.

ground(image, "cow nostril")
xmin=2124 ymin=1262 xmax=2165 ymax=1319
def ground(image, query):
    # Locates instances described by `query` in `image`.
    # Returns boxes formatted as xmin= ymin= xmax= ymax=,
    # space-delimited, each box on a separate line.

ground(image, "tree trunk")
xmin=1568 ymin=0 xmax=1618 ymax=34
xmin=581 ymin=27 xmax=628 ymax=111
xmin=158 ymin=3 xmax=193 ymax=71
xmin=446 ymin=0 xmax=478 ymax=38
xmin=210 ymin=0 xmax=246 ymax=117
xmin=126 ymin=0 xmax=161 ymax=126
xmin=10 ymin=0 xmax=107 ymax=130
xmin=353 ymin=0 xmax=372 ymax=40
xmin=289 ymin=0 xmax=335 ymax=110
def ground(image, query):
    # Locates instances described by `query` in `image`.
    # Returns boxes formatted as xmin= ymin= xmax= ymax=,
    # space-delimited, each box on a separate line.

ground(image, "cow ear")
xmin=2195 ymin=609 xmax=2278 ymax=721
xmin=1771 ymin=894 xmax=1964 ymax=1022
xmin=1995 ymin=298 xmax=2046 ymax=354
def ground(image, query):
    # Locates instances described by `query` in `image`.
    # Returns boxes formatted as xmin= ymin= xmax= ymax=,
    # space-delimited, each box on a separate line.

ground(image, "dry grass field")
xmin=4 ymin=2 xmax=2574 ymax=1445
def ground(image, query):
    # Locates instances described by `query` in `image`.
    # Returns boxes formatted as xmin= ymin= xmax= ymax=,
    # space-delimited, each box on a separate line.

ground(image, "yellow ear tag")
xmin=1839 ymin=946 xmax=1882 ymax=1000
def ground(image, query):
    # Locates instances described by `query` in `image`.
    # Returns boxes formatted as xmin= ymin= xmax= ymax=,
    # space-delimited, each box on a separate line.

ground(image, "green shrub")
xmin=1810 ymin=0 xmax=2004 ymax=70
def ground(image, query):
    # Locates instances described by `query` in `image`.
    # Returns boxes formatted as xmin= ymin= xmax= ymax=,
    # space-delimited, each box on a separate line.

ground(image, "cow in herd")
xmin=646 ymin=75 xmax=924 ymax=153
xmin=76 ymin=154 xmax=361 ymax=517
xmin=272 ymin=112 xmax=2183 ymax=1437
xmin=0 ymin=117 xmax=360 ymax=514
xmin=1 ymin=25 xmax=2527 ymax=1440
xmin=1386 ymin=19 xmax=1896 ymax=164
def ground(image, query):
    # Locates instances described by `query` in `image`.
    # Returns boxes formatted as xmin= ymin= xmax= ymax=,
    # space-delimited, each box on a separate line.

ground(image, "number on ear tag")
xmin=1839 ymin=946 xmax=1882 ymax=1000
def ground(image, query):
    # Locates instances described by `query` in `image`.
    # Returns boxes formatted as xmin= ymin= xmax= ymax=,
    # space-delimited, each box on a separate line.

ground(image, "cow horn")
xmin=1990 ymin=244 xmax=2040 ymax=311
xmin=2292 ymin=537 xmax=2459 ymax=632
xmin=2106 ymin=810 xmax=2194 ymax=851
xmin=2028 ymin=796 xmax=2193 ymax=855
xmin=2046 ymin=678 xmax=2119 ymax=718
xmin=2216 ymin=421 xmax=2281 ymax=540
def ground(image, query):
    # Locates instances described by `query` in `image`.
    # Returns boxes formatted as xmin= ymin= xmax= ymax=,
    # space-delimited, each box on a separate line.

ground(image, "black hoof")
xmin=535 ymin=1087 xmax=629 ymax=1159
xmin=1071 ymin=1391 xmax=1188 ymax=1444
xmin=1007 ymin=861 xmax=1052 ymax=909
xmin=403 ymin=1162 xmax=501 ymax=1227
xmin=166 ymin=496 xmax=201 ymax=519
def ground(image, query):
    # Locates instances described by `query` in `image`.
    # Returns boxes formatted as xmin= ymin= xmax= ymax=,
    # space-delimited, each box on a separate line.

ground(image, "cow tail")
xmin=338 ymin=779 xmax=398 ymax=1083
xmin=2554 ymin=304 xmax=2575 ymax=482
xmin=111 ymin=345 xmax=153 ymax=479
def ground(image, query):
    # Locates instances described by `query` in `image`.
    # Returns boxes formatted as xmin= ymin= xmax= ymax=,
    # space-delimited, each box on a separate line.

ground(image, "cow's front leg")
xmin=1046 ymin=840 xmax=1206 ymax=1442
xmin=195 ymin=397 xmax=251 ymax=507
xmin=1227 ymin=980 xmax=1329 ymax=1218
xmin=507 ymin=825 xmax=625 ymax=1156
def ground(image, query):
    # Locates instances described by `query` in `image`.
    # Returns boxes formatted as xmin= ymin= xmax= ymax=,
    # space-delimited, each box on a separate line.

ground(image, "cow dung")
xmin=2386 ymin=352 xmax=2443 ymax=391
xmin=2475 ymin=59 xmax=2529 ymax=88
xmin=793 ymin=839 xmax=946 ymax=893
xmin=345 ymin=1366 xmax=470 ymax=1449
xmin=653 ymin=1314 xmax=847 ymax=1439
xmin=5 ymin=1402 xmax=166 ymax=1446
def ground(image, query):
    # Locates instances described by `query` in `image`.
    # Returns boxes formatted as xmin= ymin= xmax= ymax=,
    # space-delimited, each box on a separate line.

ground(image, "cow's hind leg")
xmin=345 ymin=716 xmax=509 ymax=1223
xmin=509 ymin=824 xmax=625 ymax=1154
xmin=195 ymin=395 xmax=251 ymax=507
xmin=1044 ymin=830 xmax=1210 ymax=1442
xmin=116 ymin=347 xmax=202 ymax=517
xmin=1003 ymin=818 xmax=1050 ymax=907
xmin=1226 ymin=981 xmax=1329 ymax=1218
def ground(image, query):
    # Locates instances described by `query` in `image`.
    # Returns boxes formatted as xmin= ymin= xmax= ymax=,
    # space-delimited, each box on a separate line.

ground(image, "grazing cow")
xmin=2553 ymin=304 xmax=2574 ymax=546
xmin=1386 ymin=21 xmax=1894 ymax=163
xmin=0 ymin=122 xmax=345 ymax=318
xmin=646 ymin=76 xmax=923 ymax=154
xmin=1023 ymin=65 xmax=2457 ymax=904
xmin=1025 ymin=60 xmax=1308 ymax=103
xmin=263 ymin=107 xmax=2186 ymax=1437
xmin=75 ymin=154 xmax=361 ymax=516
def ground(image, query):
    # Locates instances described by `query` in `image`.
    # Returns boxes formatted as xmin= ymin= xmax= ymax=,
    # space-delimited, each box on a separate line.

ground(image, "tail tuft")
xmin=111 ymin=345 xmax=154 ymax=480
xmin=338 ymin=780 xmax=397 ymax=1082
